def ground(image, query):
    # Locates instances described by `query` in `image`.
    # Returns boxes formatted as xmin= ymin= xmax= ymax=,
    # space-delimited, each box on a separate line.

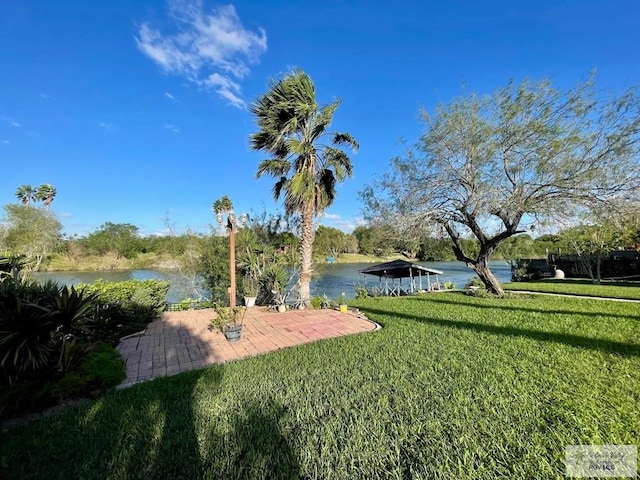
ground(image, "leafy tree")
xmin=15 ymin=185 xmax=35 ymax=206
xmin=353 ymin=225 xmax=393 ymax=257
xmin=363 ymin=76 xmax=640 ymax=295
xmin=417 ymin=236 xmax=457 ymax=261
xmin=533 ymin=234 xmax=562 ymax=257
xmin=314 ymin=225 xmax=348 ymax=259
xmin=250 ymin=68 xmax=358 ymax=305
xmin=344 ymin=233 xmax=359 ymax=254
xmin=196 ymin=233 xmax=233 ymax=305
xmin=80 ymin=223 xmax=142 ymax=259
xmin=558 ymin=212 xmax=639 ymax=283
xmin=0 ymin=204 xmax=62 ymax=270
xmin=496 ymin=234 xmax=539 ymax=262
xmin=35 ymin=184 xmax=56 ymax=210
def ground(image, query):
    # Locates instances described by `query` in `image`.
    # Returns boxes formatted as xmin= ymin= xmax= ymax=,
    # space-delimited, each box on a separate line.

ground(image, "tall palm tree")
xmin=249 ymin=69 xmax=358 ymax=306
xmin=15 ymin=184 xmax=35 ymax=205
xmin=36 ymin=184 xmax=56 ymax=210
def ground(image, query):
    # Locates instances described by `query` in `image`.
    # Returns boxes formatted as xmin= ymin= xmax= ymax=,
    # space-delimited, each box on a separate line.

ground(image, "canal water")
xmin=33 ymin=260 xmax=512 ymax=303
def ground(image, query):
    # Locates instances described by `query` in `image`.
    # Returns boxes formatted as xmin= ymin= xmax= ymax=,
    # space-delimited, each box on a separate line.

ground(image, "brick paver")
xmin=116 ymin=307 xmax=378 ymax=387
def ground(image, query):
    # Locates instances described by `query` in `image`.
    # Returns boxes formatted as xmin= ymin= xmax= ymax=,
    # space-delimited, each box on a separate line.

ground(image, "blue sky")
xmin=1 ymin=0 xmax=638 ymax=236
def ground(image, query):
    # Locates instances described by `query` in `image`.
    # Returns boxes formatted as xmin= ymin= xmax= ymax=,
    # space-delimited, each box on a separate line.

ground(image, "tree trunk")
xmin=473 ymin=256 xmax=504 ymax=296
xmin=299 ymin=203 xmax=314 ymax=306
xmin=444 ymin=222 xmax=512 ymax=297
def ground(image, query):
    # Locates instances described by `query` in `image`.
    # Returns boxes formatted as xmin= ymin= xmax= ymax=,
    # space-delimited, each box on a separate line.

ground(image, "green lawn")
xmin=503 ymin=278 xmax=640 ymax=300
xmin=2 ymin=294 xmax=639 ymax=479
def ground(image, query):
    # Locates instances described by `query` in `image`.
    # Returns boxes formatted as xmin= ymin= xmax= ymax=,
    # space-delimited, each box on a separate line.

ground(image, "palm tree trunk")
xmin=299 ymin=202 xmax=314 ymax=306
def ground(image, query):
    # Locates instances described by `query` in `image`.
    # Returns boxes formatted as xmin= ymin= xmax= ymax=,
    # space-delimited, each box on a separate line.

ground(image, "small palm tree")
xmin=212 ymin=195 xmax=234 ymax=232
xmin=15 ymin=184 xmax=35 ymax=205
xmin=36 ymin=184 xmax=57 ymax=210
xmin=249 ymin=69 xmax=358 ymax=306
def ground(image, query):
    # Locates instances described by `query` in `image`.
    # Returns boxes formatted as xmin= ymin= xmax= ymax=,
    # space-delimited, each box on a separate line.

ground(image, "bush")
xmin=310 ymin=296 xmax=323 ymax=309
xmin=0 ymin=277 xmax=99 ymax=384
xmin=442 ymin=280 xmax=457 ymax=290
xmin=79 ymin=279 xmax=169 ymax=342
xmin=355 ymin=285 xmax=368 ymax=299
xmin=0 ymin=343 xmax=125 ymax=420
xmin=0 ymin=278 xmax=58 ymax=383
xmin=464 ymin=276 xmax=484 ymax=289
xmin=54 ymin=343 xmax=125 ymax=399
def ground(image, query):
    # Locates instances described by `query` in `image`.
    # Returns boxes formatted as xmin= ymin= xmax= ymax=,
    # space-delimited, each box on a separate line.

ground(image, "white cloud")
xmin=165 ymin=124 xmax=181 ymax=133
xmin=2 ymin=140 xmax=10 ymax=144
xmin=39 ymin=92 xmax=52 ymax=99
xmin=205 ymin=72 xmax=243 ymax=107
xmin=0 ymin=115 xmax=21 ymax=127
xmin=318 ymin=212 xmax=362 ymax=233
xmin=164 ymin=91 xmax=175 ymax=100
xmin=135 ymin=1 xmax=267 ymax=108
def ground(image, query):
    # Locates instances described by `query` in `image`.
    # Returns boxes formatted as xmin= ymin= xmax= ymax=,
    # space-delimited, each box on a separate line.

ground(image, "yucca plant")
xmin=48 ymin=286 xmax=99 ymax=337
xmin=0 ymin=278 xmax=100 ymax=384
xmin=260 ymin=264 xmax=289 ymax=305
xmin=47 ymin=286 xmax=100 ymax=374
xmin=0 ymin=279 xmax=57 ymax=383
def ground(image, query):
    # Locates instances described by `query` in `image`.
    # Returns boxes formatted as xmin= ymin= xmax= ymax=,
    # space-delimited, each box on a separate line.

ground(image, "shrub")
xmin=310 ymin=296 xmax=323 ymax=309
xmin=0 ymin=278 xmax=99 ymax=384
xmin=442 ymin=280 xmax=457 ymax=290
xmin=0 ymin=343 xmax=125 ymax=419
xmin=79 ymin=279 xmax=169 ymax=342
xmin=355 ymin=285 xmax=368 ymax=299
xmin=260 ymin=264 xmax=289 ymax=304
xmin=0 ymin=278 xmax=57 ymax=383
xmin=464 ymin=276 xmax=484 ymax=289
xmin=54 ymin=343 xmax=125 ymax=399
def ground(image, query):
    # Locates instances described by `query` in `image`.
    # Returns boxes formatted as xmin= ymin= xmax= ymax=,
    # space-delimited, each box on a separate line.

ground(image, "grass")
xmin=503 ymin=278 xmax=640 ymax=300
xmin=1 ymin=293 xmax=639 ymax=479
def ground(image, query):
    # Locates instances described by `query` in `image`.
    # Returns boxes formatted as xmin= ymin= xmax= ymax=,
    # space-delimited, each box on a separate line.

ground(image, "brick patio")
xmin=116 ymin=307 xmax=379 ymax=387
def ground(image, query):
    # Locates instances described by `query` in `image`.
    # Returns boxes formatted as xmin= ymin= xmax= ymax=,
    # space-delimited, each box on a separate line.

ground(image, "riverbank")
xmin=42 ymin=252 xmax=409 ymax=271
xmin=41 ymin=252 xmax=178 ymax=272
xmin=331 ymin=253 xmax=406 ymax=264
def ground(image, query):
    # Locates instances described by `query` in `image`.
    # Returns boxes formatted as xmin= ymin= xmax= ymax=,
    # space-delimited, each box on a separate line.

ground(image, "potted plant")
xmin=261 ymin=264 xmax=290 ymax=312
xmin=338 ymin=292 xmax=348 ymax=313
xmin=320 ymin=293 xmax=332 ymax=309
xmin=242 ymin=275 xmax=259 ymax=307
xmin=271 ymin=287 xmax=287 ymax=312
xmin=211 ymin=305 xmax=246 ymax=341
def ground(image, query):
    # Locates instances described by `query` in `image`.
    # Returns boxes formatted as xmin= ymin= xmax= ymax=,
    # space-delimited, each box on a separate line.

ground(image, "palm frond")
xmin=323 ymin=147 xmax=354 ymax=180
xmin=257 ymin=159 xmax=291 ymax=179
xmin=272 ymin=176 xmax=288 ymax=203
xmin=315 ymin=169 xmax=337 ymax=211
xmin=310 ymin=101 xmax=340 ymax=140
xmin=333 ymin=132 xmax=360 ymax=151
